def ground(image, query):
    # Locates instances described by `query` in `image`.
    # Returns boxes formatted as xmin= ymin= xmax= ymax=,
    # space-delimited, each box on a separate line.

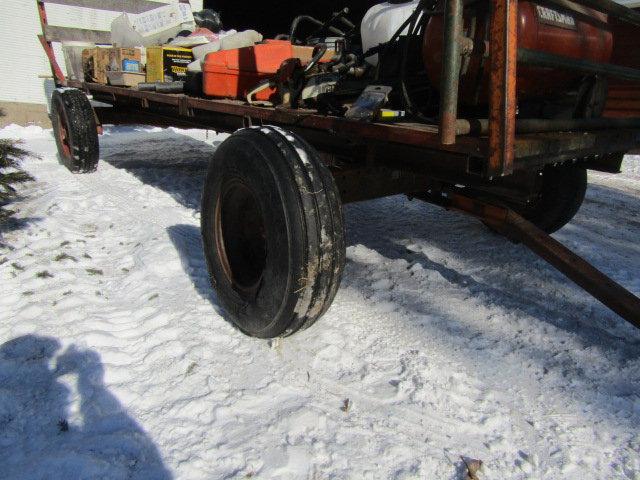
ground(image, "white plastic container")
xmin=61 ymin=41 xmax=95 ymax=80
xmin=361 ymin=1 xmax=421 ymax=66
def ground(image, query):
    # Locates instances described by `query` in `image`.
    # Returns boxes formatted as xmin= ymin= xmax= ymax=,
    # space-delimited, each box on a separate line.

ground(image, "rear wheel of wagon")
xmin=201 ymin=126 xmax=346 ymax=338
xmin=515 ymin=164 xmax=587 ymax=234
xmin=51 ymin=89 xmax=99 ymax=173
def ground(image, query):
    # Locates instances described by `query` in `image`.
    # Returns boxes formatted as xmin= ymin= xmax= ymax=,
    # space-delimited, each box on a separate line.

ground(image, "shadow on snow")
xmin=0 ymin=335 xmax=172 ymax=480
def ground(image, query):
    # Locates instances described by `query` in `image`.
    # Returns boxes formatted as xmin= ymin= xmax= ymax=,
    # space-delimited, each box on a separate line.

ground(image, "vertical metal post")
xmin=488 ymin=0 xmax=518 ymax=177
xmin=439 ymin=0 xmax=464 ymax=145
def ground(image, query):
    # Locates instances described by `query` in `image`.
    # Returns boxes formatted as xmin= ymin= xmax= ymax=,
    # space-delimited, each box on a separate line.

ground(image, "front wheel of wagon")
xmin=201 ymin=126 xmax=346 ymax=338
xmin=506 ymin=165 xmax=587 ymax=234
xmin=51 ymin=88 xmax=99 ymax=173
xmin=511 ymin=164 xmax=587 ymax=234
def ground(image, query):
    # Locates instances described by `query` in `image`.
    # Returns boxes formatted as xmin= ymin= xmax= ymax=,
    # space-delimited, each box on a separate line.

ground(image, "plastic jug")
xmin=361 ymin=0 xmax=421 ymax=66
xmin=61 ymin=41 xmax=95 ymax=80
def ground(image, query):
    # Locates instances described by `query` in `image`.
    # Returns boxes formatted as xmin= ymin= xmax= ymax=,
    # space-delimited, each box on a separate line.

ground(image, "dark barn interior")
xmin=203 ymin=1 xmax=375 ymax=38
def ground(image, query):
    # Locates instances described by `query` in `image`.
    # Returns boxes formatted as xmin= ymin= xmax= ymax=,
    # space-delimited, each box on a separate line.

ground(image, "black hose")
xmin=401 ymin=4 xmax=439 ymax=121
xmin=371 ymin=0 xmax=436 ymax=121
xmin=290 ymin=15 xmax=346 ymax=45
xmin=399 ymin=8 xmax=424 ymax=117
xmin=374 ymin=0 xmax=431 ymax=81
xmin=307 ymin=8 xmax=353 ymax=42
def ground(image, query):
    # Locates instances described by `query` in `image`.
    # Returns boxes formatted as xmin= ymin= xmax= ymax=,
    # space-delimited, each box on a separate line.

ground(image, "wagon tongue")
xmin=434 ymin=192 xmax=640 ymax=329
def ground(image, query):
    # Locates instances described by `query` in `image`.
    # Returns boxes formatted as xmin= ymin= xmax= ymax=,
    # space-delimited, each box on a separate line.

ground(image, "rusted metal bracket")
xmin=38 ymin=35 xmax=66 ymax=86
xmin=242 ymin=116 xmax=263 ymax=128
xmin=439 ymin=0 xmax=518 ymax=173
xmin=440 ymin=193 xmax=640 ymax=329
xmin=91 ymin=108 xmax=103 ymax=135
xmin=178 ymin=95 xmax=192 ymax=117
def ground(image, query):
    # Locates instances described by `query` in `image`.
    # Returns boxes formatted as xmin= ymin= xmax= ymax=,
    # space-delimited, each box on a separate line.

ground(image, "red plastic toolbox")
xmin=203 ymin=40 xmax=295 ymax=102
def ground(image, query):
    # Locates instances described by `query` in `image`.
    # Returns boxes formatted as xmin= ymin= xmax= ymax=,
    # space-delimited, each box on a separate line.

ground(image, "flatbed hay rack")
xmin=38 ymin=0 xmax=640 ymax=337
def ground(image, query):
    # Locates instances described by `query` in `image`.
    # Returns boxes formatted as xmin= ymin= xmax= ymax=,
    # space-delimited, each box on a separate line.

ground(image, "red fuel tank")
xmin=423 ymin=1 xmax=613 ymax=105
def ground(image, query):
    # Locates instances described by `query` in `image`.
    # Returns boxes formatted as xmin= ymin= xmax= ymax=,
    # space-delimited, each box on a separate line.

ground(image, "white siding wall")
xmin=0 ymin=1 xmax=54 ymax=105
xmin=0 ymin=0 xmax=203 ymax=107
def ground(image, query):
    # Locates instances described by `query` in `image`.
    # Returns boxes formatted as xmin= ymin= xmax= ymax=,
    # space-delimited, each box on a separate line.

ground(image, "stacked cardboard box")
xmin=82 ymin=47 xmax=143 ymax=85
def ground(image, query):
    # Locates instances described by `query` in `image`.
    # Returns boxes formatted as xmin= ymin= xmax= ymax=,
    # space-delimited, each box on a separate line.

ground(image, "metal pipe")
xmin=439 ymin=0 xmax=464 ymax=145
xmin=457 ymin=116 xmax=640 ymax=135
xmin=518 ymin=48 xmax=640 ymax=83
xmin=545 ymin=0 xmax=640 ymax=27
xmin=487 ymin=0 xmax=518 ymax=177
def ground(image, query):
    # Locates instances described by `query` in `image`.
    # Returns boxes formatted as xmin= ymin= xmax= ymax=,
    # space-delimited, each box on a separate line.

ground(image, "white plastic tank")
xmin=61 ymin=41 xmax=95 ymax=81
xmin=361 ymin=0 xmax=421 ymax=66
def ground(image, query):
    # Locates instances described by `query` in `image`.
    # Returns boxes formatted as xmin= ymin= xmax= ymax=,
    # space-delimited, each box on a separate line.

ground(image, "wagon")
xmin=38 ymin=0 xmax=640 ymax=337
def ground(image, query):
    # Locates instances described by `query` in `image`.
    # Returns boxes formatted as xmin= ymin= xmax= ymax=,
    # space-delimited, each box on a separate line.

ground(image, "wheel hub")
xmin=214 ymin=179 xmax=267 ymax=295
xmin=56 ymin=111 xmax=71 ymax=158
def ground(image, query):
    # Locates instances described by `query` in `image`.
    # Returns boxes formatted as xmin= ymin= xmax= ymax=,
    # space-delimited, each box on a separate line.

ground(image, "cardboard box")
xmin=109 ymin=47 xmax=143 ymax=73
xmin=82 ymin=47 xmax=110 ymax=84
xmin=83 ymin=47 xmax=143 ymax=84
xmin=292 ymin=45 xmax=336 ymax=64
xmin=146 ymin=46 xmax=194 ymax=83
xmin=107 ymin=71 xmax=146 ymax=88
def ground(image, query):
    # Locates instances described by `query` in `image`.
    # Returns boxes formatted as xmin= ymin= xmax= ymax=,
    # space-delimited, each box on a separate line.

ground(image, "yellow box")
xmin=146 ymin=46 xmax=194 ymax=83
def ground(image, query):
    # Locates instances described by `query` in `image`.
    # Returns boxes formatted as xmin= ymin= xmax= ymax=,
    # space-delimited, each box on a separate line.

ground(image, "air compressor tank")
xmin=423 ymin=1 xmax=613 ymax=105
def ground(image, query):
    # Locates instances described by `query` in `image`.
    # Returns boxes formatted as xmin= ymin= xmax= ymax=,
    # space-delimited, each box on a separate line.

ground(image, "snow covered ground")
xmin=0 ymin=124 xmax=638 ymax=479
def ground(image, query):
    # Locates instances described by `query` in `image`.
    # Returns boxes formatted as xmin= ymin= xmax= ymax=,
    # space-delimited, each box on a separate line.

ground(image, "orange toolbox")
xmin=203 ymin=40 xmax=330 ymax=102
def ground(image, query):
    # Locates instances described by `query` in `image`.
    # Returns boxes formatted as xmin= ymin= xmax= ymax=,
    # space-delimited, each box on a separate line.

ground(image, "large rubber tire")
xmin=51 ymin=89 xmax=99 ymax=173
xmin=201 ymin=126 xmax=346 ymax=338
xmin=517 ymin=164 xmax=587 ymax=234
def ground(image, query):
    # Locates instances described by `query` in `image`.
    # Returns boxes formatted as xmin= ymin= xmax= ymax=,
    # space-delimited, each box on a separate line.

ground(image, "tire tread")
xmin=51 ymin=89 xmax=99 ymax=173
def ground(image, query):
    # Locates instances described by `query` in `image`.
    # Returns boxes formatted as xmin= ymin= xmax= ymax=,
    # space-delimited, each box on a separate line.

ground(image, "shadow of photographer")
xmin=0 ymin=335 xmax=172 ymax=480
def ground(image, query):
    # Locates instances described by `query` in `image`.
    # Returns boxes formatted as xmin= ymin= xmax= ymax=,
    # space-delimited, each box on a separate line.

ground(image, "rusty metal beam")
xmin=446 ymin=194 xmax=640 ymax=329
xmin=488 ymin=0 xmax=518 ymax=178
xmin=78 ymin=81 xmax=640 ymax=170
xmin=37 ymin=1 xmax=66 ymax=86
xmin=74 ymin=81 xmax=487 ymax=156
xmin=332 ymin=167 xmax=431 ymax=204
xmin=457 ymin=116 xmax=640 ymax=135
xmin=439 ymin=0 xmax=464 ymax=145
xmin=42 ymin=25 xmax=111 ymax=44
xmin=38 ymin=35 xmax=66 ymax=86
